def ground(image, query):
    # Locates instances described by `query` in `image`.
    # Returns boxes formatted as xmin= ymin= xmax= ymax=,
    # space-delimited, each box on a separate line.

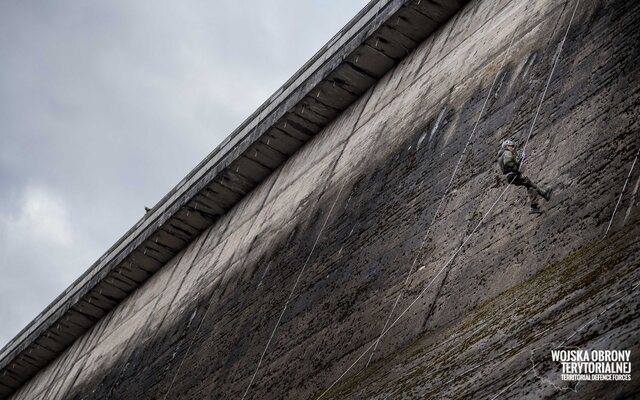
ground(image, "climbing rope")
xmin=240 ymin=179 xmax=348 ymax=400
xmin=161 ymin=174 xmax=284 ymax=400
xmin=315 ymin=182 xmax=514 ymax=399
xmin=316 ymin=0 xmax=582 ymax=397
xmin=466 ymin=2 xmax=640 ymax=398
xmin=365 ymin=29 xmax=519 ymax=367
xmin=519 ymin=0 xmax=578 ymax=165
xmin=604 ymin=146 xmax=640 ymax=238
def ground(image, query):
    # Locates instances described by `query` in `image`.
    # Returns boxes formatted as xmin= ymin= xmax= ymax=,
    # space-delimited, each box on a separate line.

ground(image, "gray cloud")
xmin=0 ymin=0 xmax=366 ymax=347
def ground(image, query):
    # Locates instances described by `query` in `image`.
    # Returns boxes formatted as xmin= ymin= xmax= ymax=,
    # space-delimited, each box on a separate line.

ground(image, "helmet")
xmin=501 ymin=139 xmax=515 ymax=149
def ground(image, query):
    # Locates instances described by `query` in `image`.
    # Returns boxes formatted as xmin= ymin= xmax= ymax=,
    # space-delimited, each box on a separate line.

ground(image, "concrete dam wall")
xmin=4 ymin=0 xmax=640 ymax=399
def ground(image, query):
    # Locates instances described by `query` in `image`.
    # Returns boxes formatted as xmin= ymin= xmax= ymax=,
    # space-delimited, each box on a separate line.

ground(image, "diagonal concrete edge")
xmin=0 ymin=0 xmax=469 ymax=397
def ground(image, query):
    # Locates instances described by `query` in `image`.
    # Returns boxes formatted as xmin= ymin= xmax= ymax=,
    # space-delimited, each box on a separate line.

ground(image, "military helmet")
xmin=501 ymin=139 xmax=515 ymax=149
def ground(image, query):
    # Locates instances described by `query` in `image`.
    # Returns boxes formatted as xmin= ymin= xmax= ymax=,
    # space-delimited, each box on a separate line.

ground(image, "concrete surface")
xmin=5 ymin=0 xmax=640 ymax=398
xmin=0 ymin=0 xmax=468 ymax=396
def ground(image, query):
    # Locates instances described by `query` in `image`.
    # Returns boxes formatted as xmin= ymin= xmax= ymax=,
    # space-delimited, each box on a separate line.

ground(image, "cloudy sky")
xmin=0 ymin=0 xmax=366 ymax=348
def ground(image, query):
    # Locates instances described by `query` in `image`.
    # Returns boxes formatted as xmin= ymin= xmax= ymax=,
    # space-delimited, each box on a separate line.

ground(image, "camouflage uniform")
xmin=497 ymin=148 xmax=546 ymax=209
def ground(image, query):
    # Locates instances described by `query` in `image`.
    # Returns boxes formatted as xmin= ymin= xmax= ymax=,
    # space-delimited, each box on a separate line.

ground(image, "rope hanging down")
xmin=604 ymin=146 xmax=640 ymax=238
xmin=492 ymin=147 xmax=640 ymax=399
xmin=366 ymin=29 xmax=519 ymax=368
xmin=240 ymin=180 xmax=348 ymax=400
xmin=316 ymin=1 xmax=582 ymax=398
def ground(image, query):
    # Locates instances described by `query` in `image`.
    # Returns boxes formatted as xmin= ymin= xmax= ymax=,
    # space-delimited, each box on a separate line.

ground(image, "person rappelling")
xmin=497 ymin=139 xmax=552 ymax=214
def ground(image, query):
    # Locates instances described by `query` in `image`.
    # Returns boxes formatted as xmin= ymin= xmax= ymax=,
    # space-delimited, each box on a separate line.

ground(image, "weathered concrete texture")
xmin=322 ymin=221 xmax=640 ymax=399
xmin=8 ymin=0 xmax=640 ymax=399
xmin=0 ymin=3 xmax=471 ymax=393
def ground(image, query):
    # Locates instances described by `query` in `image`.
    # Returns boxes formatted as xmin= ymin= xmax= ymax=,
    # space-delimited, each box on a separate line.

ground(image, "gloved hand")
xmin=518 ymin=149 xmax=526 ymax=162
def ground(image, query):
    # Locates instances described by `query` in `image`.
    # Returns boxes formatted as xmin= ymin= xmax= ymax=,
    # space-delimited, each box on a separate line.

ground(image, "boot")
xmin=540 ymin=187 xmax=552 ymax=201
xmin=529 ymin=204 xmax=543 ymax=214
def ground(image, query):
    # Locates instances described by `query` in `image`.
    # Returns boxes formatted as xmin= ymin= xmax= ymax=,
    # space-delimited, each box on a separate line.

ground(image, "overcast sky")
xmin=0 ymin=0 xmax=366 ymax=348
